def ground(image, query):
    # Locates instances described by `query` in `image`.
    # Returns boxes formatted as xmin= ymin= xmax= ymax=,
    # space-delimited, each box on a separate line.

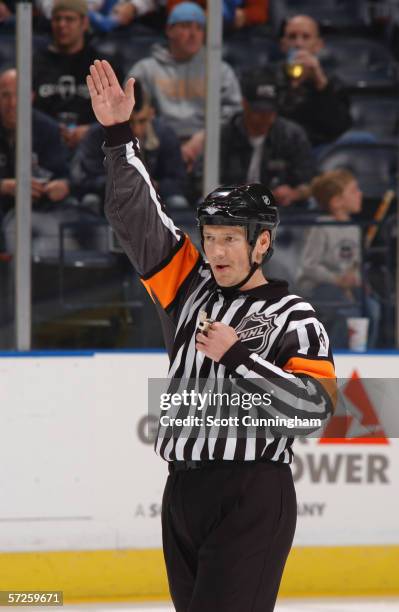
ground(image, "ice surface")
xmin=57 ymin=598 xmax=399 ymax=612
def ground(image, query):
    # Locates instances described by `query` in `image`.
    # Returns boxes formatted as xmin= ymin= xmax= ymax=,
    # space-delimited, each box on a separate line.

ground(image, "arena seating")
xmin=223 ymin=34 xmax=281 ymax=77
xmin=350 ymin=94 xmax=399 ymax=140
xmin=269 ymin=0 xmax=371 ymax=34
xmin=0 ymin=34 xmax=49 ymax=71
xmin=0 ymin=35 xmax=16 ymax=71
xmin=93 ymin=32 xmax=165 ymax=79
xmin=318 ymin=142 xmax=398 ymax=204
xmin=321 ymin=35 xmax=399 ymax=92
xmin=2 ymin=1 xmax=399 ymax=349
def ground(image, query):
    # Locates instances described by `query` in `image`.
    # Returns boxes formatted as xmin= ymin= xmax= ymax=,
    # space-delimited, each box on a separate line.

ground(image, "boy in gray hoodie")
xmin=127 ymin=1 xmax=242 ymax=171
xmin=296 ymin=169 xmax=380 ymax=348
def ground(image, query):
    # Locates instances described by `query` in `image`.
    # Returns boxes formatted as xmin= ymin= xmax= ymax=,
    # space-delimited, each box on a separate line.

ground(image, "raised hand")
xmin=293 ymin=50 xmax=327 ymax=90
xmin=86 ymin=59 xmax=135 ymax=127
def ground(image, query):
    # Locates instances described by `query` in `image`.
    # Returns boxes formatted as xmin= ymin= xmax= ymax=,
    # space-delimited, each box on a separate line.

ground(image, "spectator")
xmin=0 ymin=1 xmax=12 ymax=18
xmin=33 ymin=0 xmax=117 ymax=150
xmin=167 ymin=0 xmax=268 ymax=29
xmin=35 ymin=0 xmax=165 ymax=32
xmin=277 ymin=15 xmax=352 ymax=148
xmin=34 ymin=0 xmax=57 ymax=19
xmin=0 ymin=68 xmax=83 ymax=257
xmin=296 ymin=169 xmax=380 ymax=348
xmin=70 ymin=80 xmax=188 ymax=209
xmin=167 ymin=0 xmax=205 ymax=11
xmin=220 ymin=70 xmax=315 ymax=210
xmin=127 ymin=1 xmax=242 ymax=171
xmin=223 ymin=0 xmax=267 ymax=29
xmin=111 ymin=0 xmax=166 ymax=28
xmin=0 ymin=0 xmax=14 ymax=30
xmin=88 ymin=0 xmax=127 ymax=32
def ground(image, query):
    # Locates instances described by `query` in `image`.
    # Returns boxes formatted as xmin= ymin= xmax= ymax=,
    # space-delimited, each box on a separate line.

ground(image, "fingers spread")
xmin=124 ymin=77 xmax=136 ymax=102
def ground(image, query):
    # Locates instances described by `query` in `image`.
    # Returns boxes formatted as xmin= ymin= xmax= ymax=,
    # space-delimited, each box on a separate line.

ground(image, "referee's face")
xmin=203 ymin=225 xmax=254 ymax=287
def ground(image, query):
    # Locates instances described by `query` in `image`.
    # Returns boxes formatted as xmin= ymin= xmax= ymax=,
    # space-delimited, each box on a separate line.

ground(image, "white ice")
xmin=57 ymin=598 xmax=399 ymax=611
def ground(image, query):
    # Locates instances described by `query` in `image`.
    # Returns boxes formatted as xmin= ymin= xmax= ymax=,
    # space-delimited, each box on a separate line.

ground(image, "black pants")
xmin=162 ymin=460 xmax=297 ymax=612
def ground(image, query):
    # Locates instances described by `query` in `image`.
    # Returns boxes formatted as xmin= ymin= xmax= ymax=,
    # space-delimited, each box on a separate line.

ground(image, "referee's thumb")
xmin=125 ymin=77 xmax=135 ymax=104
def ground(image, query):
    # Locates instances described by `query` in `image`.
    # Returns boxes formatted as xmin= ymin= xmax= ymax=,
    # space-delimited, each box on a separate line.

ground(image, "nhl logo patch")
xmin=235 ymin=312 xmax=276 ymax=353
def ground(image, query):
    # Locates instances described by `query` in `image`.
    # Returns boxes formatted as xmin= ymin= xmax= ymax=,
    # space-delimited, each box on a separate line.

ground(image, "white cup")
xmin=347 ymin=317 xmax=369 ymax=351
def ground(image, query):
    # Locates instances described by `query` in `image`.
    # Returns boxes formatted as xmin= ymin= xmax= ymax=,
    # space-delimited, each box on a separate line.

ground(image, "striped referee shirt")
xmin=104 ymin=122 xmax=336 ymax=465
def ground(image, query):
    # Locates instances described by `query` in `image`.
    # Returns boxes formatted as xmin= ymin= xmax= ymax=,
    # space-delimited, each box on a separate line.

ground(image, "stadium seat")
xmin=320 ymin=36 xmax=398 ymax=92
xmin=28 ymin=217 xmax=153 ymax=348
xmin=317 ymin=142 xmax=398 ymax=203
xmin=223 ymin=35 xmax=281 ymax=76
xmin=0 ymin=35 xmax=15 ymax=71
xmin=269 ymin=0 xmax=370 ymax=35
xmin=0 ymin=35 xmax=51 ymax=71
xmin=0 ymin=253 xmax=13 ymax=349
xmin=93 ymin=33 xmax=165 ymax=79
xmin=31 ymin=218 xmax=121 ymax=301
xmin=267 ymin=222 xmax=310 ymax=292
xmin=350 ymin=94 xmax=399 ymax=139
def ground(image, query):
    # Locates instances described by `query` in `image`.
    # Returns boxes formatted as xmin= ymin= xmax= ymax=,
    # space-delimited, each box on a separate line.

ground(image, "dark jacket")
xmin=276 ymin=66 xmax=352 ymax=147
xmin=33 ymin=43 xmax=121 ymax=125
xmin=3 ymin=0 xmax=14 ymax=10
xmin=70 ymin=118 xmax=187 ymax=203
xmin=220 ymin=113 xmax=315 ymax=188
xmin=0 ymin=108 xmax=69 ymax=214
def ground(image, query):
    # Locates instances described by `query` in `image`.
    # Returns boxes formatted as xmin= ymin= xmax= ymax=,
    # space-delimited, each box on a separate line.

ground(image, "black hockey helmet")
xmin=197 ymin=183 xmax=279 ymax=260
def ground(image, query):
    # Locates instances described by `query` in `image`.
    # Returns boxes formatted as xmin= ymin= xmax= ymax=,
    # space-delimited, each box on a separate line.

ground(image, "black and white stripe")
xmin=103 ymin=127 xmax=336 ymax=466
xmin=155 ymin=284 xmax=334 ymax=464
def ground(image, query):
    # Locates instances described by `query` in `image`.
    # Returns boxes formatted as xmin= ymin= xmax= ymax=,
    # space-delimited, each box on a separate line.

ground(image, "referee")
xmin=87 ymin=60 xmax=336 ymax=612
